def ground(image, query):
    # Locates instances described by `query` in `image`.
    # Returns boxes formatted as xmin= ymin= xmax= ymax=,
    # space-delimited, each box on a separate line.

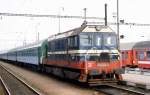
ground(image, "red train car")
xmin=121 ymin=41 xmax=150 ymax=69
xmin=132 ymin=41 xmax=150 ymax=69
xmin=120 ymin=43 xmax=137 ymax=67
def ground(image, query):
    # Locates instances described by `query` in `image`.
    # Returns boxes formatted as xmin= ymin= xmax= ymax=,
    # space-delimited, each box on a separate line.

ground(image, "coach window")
xmin=146 ymin=51 xmax=150 ymax=60
xmin=135 ymin=51 xmax=138 ymax=59
xmin=125 ymin=52 xmax=128 ymax=59
xmin=139 ymin=51 xmax=144 ymax=60
xmin=122 ymin=52 xmax=128 ymax=60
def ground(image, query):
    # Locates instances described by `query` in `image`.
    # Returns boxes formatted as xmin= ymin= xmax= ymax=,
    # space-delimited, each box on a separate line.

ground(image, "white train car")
xmin=7 ymin=49 xmax=17 ymax=61
xmin=16 ymin=41 xmax=44 ymax=65
xmin=0 ymin=51 xmax=8 ymax=60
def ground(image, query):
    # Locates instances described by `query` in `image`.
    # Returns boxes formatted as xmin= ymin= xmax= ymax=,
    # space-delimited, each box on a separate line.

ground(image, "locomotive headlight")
xmin=95 ymin=26 xmax=104 ymax=31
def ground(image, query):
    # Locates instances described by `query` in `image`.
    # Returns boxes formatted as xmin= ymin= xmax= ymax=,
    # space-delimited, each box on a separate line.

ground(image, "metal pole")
xmin=35 ymin=23 xmax=40 ymax=42
xmin=58 ymin=11 xmax=61 ymax=33
xmin=58 ymin=7 xmax=64 ymax=33
xmin=117 ymin=0 xmax=120 ymax=50
xmin=38 ymin=32 xmax=39 ymax=41
xmin=84 ymin=8 xmax=87 ymax=22
xmin=105 ymin=4 xmax=107 ymax=26
xmin=117 ymin=0 xmax=123 ymax=68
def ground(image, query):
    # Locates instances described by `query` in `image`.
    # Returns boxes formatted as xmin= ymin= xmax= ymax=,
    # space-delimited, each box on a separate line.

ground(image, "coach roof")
xmin=133 ymin=41 xmax=150 ymax=49
xmin=120 ymin=42 xmax=136 ymax=50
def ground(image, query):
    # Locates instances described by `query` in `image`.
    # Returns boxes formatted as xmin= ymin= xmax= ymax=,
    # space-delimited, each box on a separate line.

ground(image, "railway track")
xmin=0 ymin=77 xmax=10 ymax=95
xmin=0 ymin=61 xmax=150 ymax=95
xmin=91 ymin=83 xmax=150 ymax=95
xmin=0 ymin=64 xmax=41 ymax=95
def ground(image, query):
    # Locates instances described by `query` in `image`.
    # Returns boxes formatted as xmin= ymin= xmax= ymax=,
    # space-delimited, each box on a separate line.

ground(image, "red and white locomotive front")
xmin=76 ymin=23 xmax=121 ymax=82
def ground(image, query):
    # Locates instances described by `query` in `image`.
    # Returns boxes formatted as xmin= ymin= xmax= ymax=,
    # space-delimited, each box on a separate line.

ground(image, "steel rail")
xmin=0 ymin=64 xmax=42 ymax=95
xmin=90 ymin=83 xmax=149 ymax=95
xmin=0 ymin=76 xmax=11 ymax=95
xmin=93 ymin=85 xmax=144 ymax=95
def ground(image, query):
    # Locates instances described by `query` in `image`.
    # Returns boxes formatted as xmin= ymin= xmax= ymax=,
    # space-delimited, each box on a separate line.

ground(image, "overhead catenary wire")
xmin=0 ymin=12 xmax=104 ymax=19
xmin=89 ymin=22 xmax=150 ymax=26
xmin=0 ymin=12 xmax=150 ymax=26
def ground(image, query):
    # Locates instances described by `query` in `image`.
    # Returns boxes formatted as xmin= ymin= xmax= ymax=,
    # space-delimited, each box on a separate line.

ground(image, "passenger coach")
xmin=121 ymin=41 xmax=150 ymax=69
xmin=132 ymin=41 xmax=150 ymax=69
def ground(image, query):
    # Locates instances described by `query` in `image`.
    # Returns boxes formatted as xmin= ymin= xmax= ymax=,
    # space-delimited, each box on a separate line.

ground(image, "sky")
xmin=0 ymin=0 xmax=150 ymax=51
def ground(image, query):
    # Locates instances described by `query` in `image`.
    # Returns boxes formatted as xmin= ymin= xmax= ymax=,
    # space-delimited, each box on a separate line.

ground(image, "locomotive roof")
xmin=48 ymin=21 xmax=114 ymax=41
xmin=133 ymin=41 xmax=150 ymax=49
xmin=120 ymin=42 xmax=136 ymax=50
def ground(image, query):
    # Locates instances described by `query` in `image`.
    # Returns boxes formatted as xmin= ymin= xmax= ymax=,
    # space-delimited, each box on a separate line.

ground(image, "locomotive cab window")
xmin=95 ymin=35 xmax=102 ymax=47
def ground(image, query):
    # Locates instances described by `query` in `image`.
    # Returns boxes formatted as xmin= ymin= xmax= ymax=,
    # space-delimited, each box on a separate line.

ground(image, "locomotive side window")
xmin=146 ymin=51 xmax=150 ymax=60
xmin=68 ymin=36 xmax=78 ymax=48
xmin=80 ymin=34 xmax=93 ymax=46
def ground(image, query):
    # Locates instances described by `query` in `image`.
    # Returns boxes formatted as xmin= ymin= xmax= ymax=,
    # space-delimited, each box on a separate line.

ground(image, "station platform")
xmin=121 ymin=68 xmax=150 ymax=90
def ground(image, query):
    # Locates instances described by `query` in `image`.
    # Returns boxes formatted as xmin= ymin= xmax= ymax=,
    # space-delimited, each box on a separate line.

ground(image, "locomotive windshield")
xmin=103 ymin=34 xmax=117 ymax=48
xmin=79 ymin=32 xmax=117 ymax=49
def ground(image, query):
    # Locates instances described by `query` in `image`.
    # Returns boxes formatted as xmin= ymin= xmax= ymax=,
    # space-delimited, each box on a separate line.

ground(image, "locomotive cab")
xmin=77 ymin=24 xmax=121 ymax=82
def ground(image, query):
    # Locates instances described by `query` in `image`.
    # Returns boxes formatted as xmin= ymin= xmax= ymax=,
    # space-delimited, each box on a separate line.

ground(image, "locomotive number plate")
xmin=97 ymin=63 xmax=109 ymax=67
